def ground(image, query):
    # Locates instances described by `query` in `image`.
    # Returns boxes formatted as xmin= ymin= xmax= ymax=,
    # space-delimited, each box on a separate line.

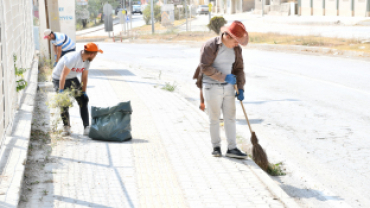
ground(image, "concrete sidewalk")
xmin=75 ymin=18 xmax=120 ymax=36
xmin=76 ymin=16 xmax=145 ymax=39
xmin=19 ymin=58 xmax=298 ymax=207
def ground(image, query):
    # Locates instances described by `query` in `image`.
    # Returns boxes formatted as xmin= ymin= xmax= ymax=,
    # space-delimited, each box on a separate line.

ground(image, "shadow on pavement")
xmin=278 ymin=183 xmax=345 ymax=202
xmin=236 ymin=118 xmax=264 ymax=125
xmin=243 ymin=99 xmax=300 ymax=105
xmin=53 ymin=195 xmax=113 ymax=208
xmin=105 ymin=144 xmax=135 ymax=208
xmin=90 ymin=76 xmax=158 ymax=87
xmin=90 ymin=69 xmax=136 ymax=76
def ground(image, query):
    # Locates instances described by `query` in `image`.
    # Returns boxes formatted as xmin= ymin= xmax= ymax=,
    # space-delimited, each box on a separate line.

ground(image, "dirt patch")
xmin=132 ymin=19 xmax=192 ymax=32
xmin=248 ymin=32 xmax=370 ymax=53
xmin=133 ymin=31 xmax=370 ymax=55
xmin=135 ymin=31 xmax=215 ymax=42
xmin=38 ymin=57 xmax=53 ymax=82
xmin=19 ymin=73 xmax=63 ymax=206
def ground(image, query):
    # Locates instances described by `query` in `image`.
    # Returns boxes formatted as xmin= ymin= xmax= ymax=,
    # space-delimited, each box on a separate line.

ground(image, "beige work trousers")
xmin=203 ymin=83 xmax=237 ymax=150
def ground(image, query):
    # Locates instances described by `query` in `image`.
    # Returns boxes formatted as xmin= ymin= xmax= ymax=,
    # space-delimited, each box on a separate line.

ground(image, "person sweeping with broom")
xmin=193 ymin=21 xmax=248 ymax=159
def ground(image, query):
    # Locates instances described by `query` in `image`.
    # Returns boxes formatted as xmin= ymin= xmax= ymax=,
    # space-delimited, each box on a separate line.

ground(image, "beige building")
xmin=179 ymin=0 xmax=254 ymax=13
xmin=215 ymin=0 xmax=243 ymax=13
xmin=256 ymin=0 xmax=370 ymax=16
xmin=255 ymin=0 xmax=294 ymax=15
xmin=211 ymin=0 xmax=254 ymax=13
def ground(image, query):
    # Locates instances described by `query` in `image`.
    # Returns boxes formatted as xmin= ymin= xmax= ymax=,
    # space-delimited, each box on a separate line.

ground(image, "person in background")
xmin=44 ymin=29 xmax=76 ymax=67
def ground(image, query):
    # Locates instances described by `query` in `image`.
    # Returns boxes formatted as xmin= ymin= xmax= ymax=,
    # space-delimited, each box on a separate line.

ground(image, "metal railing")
xmin=0 ymin=0 xmax=35 ymax=145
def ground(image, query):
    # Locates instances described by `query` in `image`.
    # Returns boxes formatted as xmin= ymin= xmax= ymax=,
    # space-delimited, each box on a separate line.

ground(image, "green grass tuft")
xmin=267 ymin=162 xmax=286 ymax=176
xmin=161 ymin=82 xmax=177 ymax=92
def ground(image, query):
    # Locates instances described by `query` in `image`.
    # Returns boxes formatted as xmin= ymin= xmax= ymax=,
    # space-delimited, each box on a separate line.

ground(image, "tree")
xmin=143 ymin=4 xmax=151 ymax=25
xmin=207 ymin=16 xmax=227 ymax=34
xmin=154 ymin=5 xmax=161 ymax=23
xmin=143 ymin=3 xmax=161 ymax=25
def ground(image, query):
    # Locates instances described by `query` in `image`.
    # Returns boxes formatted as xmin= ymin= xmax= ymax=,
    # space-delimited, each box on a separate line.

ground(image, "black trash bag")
xmin=89 ymin=101 xmax=132 ymax=141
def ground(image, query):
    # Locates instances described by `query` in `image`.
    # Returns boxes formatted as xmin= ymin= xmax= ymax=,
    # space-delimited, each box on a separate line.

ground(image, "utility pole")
xmin=124 ymin=0 xmax=129 ymax=32
xmin=129 ymin=0 xmax=132 ymax=31
xmin=46 ymin=0 xmax=61 ymax=60
xmin=189 ymin=5 xmax=192 ymax=31
xmin=121 ymin=0 xmax=125 ymax=35
xmin=184 ymin=0 xmax=188 ymax=31
xmin=151 ymin=0 xmax=155 ymax=34
xmin=208 ymin=4 xmax=211 ymax=24
xmin=262 ymin=0 xmax=264 ymax=17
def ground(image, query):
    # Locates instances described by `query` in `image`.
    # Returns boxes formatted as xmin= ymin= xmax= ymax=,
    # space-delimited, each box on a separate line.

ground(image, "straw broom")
xmin=234 ymin=86 xmax=269 ymax=171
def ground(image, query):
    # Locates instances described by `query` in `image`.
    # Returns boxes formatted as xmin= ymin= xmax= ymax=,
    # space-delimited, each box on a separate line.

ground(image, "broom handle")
xmin=234 ymin=85 xmax=253 ymax=133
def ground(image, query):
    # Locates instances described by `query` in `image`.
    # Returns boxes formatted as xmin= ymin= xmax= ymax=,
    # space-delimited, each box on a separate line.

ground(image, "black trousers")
xmin=60 ymin=48 xmax=76 ymax=58
xmin=52 ymin=77 xmax=89 ymax=127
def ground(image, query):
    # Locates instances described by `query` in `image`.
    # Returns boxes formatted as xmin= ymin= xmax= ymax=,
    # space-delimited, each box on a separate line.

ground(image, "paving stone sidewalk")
xmin=19 ymin=58 xmax=297 ymax=208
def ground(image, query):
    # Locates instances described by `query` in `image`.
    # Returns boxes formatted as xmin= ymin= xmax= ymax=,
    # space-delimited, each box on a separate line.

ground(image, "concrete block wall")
xmin=0 ymin=0 xmax=34 ymax=147
xmin=280 ymin=2 xmax=290 ymax=15
xmin=338 ymin=0 xmax=352 ymax=16
xmin=270 ymin=0 xmax=282 ymax=5
xmin=354 ymin=0 xmax=367 ymax=16
xmin=255 ymin=0 xmax=262 ymax=9
xmin=254 ymin=0 xmax=270 ymax=14
xmin=270 ymin=0 xmax=289 ymax=5
xmin=256 ymin=0 xmax=369 ymax=16
xmin=301 ymin=0 xmax=312 ymax=15
xmin=325 ymin=0 xmax=338 ymax=16
xmin=264 ymin=4 xmax=272 ymax=13
xmin=243 ymin=0 xmax=255 ymax=11
xmin=235 ymin=0 xmax=243 ymax=13
xmin=313 ymin=0 xmax=325 ymax=15
xmin=269 ymin=4 xmax=280 ymax=12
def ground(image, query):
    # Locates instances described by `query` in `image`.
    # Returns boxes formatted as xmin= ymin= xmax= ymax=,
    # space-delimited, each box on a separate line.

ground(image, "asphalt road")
xmin=88 ymin=42 xmax=370 ymax=208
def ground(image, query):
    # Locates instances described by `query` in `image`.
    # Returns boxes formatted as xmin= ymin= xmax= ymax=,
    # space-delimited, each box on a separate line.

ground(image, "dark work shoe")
xmin=83 ymin=126 xmax=90 ymax=136
xmin=212 ymin=147 xmax=222 ymax=157
xmin=61 ymin=126 xmax=71 ymax=137
xmin=226 ymin=148 xmax=248 ymax=159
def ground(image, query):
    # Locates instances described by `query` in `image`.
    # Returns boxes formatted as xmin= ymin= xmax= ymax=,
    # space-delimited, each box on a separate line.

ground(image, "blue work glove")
xmin=53 ymin=62 xmax=57 ymax=67
xmin=235 ymin=89 xmax=244 ymax=101
xmin=224 ymin=74 xmax=236 ymax=85
xmin=59 ymin=89 xmax=64 ymax=93
xmin=82 ymin=92 xmax=89 ymax=102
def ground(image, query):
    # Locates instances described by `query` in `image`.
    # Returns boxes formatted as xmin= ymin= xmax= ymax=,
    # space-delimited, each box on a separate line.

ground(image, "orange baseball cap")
xmin=84 ymin=43 xmax=103 ymax=53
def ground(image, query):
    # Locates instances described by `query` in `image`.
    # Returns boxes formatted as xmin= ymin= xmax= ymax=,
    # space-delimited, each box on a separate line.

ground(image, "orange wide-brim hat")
xmin=84 ymin=42 xmax=103 ymax=53
xmin=221 ymin=21 xmax=249 ymax=46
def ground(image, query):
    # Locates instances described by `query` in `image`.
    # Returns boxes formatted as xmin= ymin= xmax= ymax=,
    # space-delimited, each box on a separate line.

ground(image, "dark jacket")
xmin=193 ymin=35 xmax=245 ymax=89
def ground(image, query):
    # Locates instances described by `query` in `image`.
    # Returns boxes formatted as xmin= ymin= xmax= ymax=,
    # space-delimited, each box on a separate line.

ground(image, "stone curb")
xmin=175 ymin=92 xmax=300 ymax=208
xmin=0 ymin=53 xmax=39 ymax=207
